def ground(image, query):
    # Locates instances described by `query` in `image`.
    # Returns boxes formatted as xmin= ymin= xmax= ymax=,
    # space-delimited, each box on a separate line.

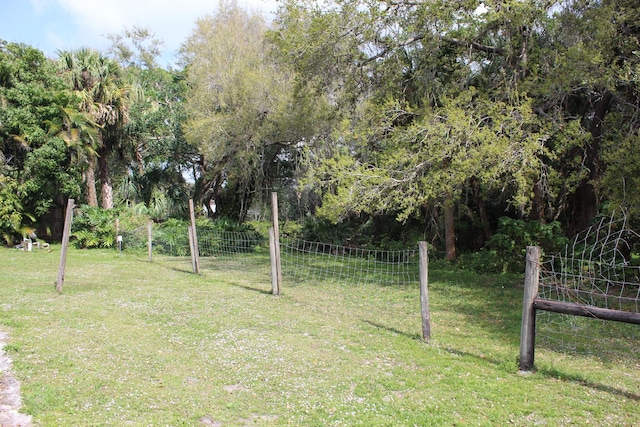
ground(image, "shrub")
xmin=72 ymin=206 xmax=117 ymax=249
xmin=0 ymin=177 xmax=29 ymax=246
xmin=150 ymin=217 xmax=266 ymax=257
xmin=462 ymin=217 xmax=568 ymax=273
xmin=246 ymin=220 xmax=302 ymax=239
xmin=72 ymin=205 xmax=151 ymax=250
xmin=152 ymin=218 xmax=190 ymax=256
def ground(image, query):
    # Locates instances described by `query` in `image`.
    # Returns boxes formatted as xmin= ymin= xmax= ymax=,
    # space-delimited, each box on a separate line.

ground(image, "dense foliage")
xmin=271 ymin=0 xmax=640 ymax=260
xmin=1 ymin=0 xmax=639 ymax=272
xmin=0 ymin=41 xmax=82 ymax=244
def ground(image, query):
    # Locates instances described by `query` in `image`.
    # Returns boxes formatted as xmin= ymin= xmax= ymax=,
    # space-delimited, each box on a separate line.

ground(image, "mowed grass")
xmin=0 ymin=246 xmax=638 ymax=426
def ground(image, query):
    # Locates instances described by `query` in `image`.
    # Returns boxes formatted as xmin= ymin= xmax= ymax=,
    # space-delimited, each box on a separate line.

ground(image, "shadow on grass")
xmin=230 ymin=283 xmax=273 ymax=295
xmin=169 ymin=266 xmax=194 ymax=274
xmin=429 ymin=268 xmax=524 ymax=344
xmin=199 ymin=254 xmax=271 ymax=273
xmin=140 ymin=255 xmax=194 ymax=274
xmin=362 ymin=320 xmax=424 ymax=342
xmin=363 ymin=320 xmax=512 ymax=370
xmin=538 ymin=366 xmax=640 ymax=401
xmin=443 ymin=346 xmax=507 ymax=368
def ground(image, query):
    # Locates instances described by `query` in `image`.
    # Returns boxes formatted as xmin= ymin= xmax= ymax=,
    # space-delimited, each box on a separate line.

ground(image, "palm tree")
xmin=58 ymin=48 xmax=132 ymax=209
xmin=49 ymin=105 xmax=101 ymax=205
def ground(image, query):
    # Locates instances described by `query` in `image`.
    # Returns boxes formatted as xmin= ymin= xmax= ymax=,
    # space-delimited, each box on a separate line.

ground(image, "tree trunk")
xmin=470 ymin=177 xmax=493 ymax=241
xmin=574 ymin=90 xmax=612 ymax=231
xmin=86 ymin=155 xmax=98 ymax=207
xmin=97 ymin=148 xmax=113 ymax=209
xmin=532 ymin=179 xmax=546 ymax=222
xmin=444 ymin=193 xmax=456 ymax=261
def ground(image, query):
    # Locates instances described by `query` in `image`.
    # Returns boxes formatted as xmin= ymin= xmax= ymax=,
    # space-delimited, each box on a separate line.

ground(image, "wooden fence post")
xmin=189 ymin=199 xmax=200 ymax=274
xmin=419 ymin=241 xmax=431 ymax=342
xmin=56 ymin=199 xmax=75 ymax=293
xmin=271 ymin=192 xmax=282 ymax=294
xmin=115 ymin=217 xmax=121 ymax=254
xmin=188 ymin=226 xmax=197 ymax=273
xmin=519 ymin=246 xmax=540 ymax=372
xmin=269 ymin=227 xmax=279 ymax=295
xmin=147 ymin=220 xmax=153 ymax=262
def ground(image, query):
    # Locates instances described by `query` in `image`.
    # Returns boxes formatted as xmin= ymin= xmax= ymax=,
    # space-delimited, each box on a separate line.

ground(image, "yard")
xmin=0 ymin=246 xmax=638 ymax=426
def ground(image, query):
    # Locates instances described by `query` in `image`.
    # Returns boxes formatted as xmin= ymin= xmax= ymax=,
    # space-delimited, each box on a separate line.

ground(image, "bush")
xmin=72 ymin=206 xmax=117 ymax=249
xmin=461 ymin=217 xmax=568 ymax=273
xmin=246 ymin=220 xmax=303 ymax=240
xmin=150 ymin=217 xmax=266 ymax=257
xmin=0 ymin=177 xmax=28 ymax=246
xmin=118 ymin=209 xmax=153 ymax=251
xmin=152 ymin=218 xmax=190 ymax=256
xmin=72 ymin=205 xmax=151 ymax=250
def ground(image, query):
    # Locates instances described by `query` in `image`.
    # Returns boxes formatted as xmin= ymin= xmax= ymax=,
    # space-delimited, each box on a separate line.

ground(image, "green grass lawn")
xmin=0 ymin=246 xmax=638 ymax=426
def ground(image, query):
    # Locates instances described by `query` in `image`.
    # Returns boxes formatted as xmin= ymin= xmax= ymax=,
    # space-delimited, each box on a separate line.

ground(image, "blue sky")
xmin=0 ymin=0 xmax=278 ymax=67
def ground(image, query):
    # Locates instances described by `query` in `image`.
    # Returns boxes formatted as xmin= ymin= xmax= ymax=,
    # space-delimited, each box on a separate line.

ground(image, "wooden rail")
xmin=519 ymin=245 xmax=640 ymax=372
xmin=533 ymin=299 xmax=640 ymax=325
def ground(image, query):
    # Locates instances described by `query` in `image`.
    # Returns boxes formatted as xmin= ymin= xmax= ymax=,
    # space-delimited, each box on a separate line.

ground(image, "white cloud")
xmin=47 ymin=0 xmax=277 ymax=65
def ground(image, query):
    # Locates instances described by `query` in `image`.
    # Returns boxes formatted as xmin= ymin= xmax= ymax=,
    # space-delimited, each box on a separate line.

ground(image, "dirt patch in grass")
xmin=0 ymin=330 xmax=32 ymax=427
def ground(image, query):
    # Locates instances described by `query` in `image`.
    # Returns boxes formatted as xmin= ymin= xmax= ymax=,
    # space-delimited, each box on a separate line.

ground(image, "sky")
xmin=0 ymin=0 xmax=279 ymax=68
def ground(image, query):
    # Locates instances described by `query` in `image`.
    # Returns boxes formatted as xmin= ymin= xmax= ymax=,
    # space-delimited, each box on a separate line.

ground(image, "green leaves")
xmin=308 ymin=87 xmax=552 ymax=223
xmin=182 ymin=2 xmax=314 ymax=220
xmin=272 ymin=0 xmax=640 ymax=255
xmin=0 ymin=176 xmax=25 ymax=245
xmin=0 ymin=41 xmax=85 ymax=244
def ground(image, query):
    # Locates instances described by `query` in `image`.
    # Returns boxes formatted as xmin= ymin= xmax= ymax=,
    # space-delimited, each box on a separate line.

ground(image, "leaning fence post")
xmin=189 ymin=199 xmax=200 ymax=274
xmin=271 ymin=192 xmax=282 ymax=294
xmin=56 ymin=198 xmax=75 ymax=293
xmin=419 ymin=241 xmax=431 ymax=342
xmin=519 ymin=246 xmax=540 ymax=372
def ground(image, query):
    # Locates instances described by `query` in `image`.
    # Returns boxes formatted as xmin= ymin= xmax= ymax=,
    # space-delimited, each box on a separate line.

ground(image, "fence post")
xmin=269 ymin=227 xmax=280 ymax=295
xmin=147 ymin=220 xmax=153 ymax=262
xmin=419 ymin=241 xmax=431 ymax=342
xmin=271 ymin=192 xmax=282 ymax=294
xmin=115 ymin=217 xmax=122 ymax=254
xmin=188 ymin=226 xmax=197 ymax=273
xmin=56 ymin=198 xmax=75 ymax=293
xmin=189 ymin=199 xmax=200 ymax=274
xmin=519 ymin=246 xmax=540 ymax=372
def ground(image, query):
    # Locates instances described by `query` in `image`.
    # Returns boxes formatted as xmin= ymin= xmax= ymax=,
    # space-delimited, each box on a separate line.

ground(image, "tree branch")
xmin=362 ymin=33 xmax=504 ymax=66
xmin=442 ymin=37 xmax=505 ymax=55
xmin=362 ymin=35 xmax=425 ymax=65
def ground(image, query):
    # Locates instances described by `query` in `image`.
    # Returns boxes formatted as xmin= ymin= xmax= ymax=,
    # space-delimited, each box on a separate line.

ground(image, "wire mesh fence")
xmin=116 ymin=221 xmax=421 ymax=289
xmin=198 ymin=230 xmax=266 ymax=257
xmin=281 ymin=238 xmax=420 ymax=288
xmin=537 ymin=212 xmax=640 ymax=362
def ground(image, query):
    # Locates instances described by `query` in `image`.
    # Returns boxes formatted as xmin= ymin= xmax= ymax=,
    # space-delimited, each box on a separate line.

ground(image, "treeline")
xmin=1 ymin=0 xmax=639 ymax=266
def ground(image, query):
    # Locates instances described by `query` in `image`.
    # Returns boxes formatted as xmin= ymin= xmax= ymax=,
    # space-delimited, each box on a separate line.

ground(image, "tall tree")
xmin=272 ymin=0 xmax=640 ymax=256
xmin=545 ymin=0 xmax=640 ymax=230
xmin=274 ymin=0 xmax=555 ymax=257
xmin=181 ymin=0 xmax=311 ymax=221
xmin=58 ymin=48 xmax=133 ymax=209
xmin=0 ymin=40 xmax=83 ymax=243
xmin=106 ymin=26 xmax=164 ymax=70
xmin=104 ymin=27 xmax=196 ymax=219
